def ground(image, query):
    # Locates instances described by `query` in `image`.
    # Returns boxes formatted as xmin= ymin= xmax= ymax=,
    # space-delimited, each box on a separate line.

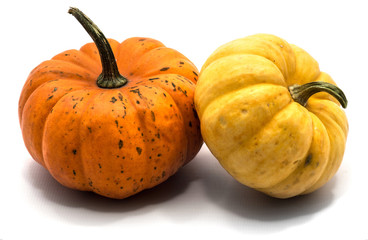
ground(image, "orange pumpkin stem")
xmin=288 ymin=81 xmax=348 ymax=108
xmin=68 ymin=7 xmax=128 ymax=88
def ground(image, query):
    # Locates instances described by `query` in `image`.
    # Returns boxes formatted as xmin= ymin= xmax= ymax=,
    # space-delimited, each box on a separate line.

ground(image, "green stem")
xmin=288 ymin=81 xmax=348 ymax=108
xmin=68 ymin=7 xmax=127 ymax=88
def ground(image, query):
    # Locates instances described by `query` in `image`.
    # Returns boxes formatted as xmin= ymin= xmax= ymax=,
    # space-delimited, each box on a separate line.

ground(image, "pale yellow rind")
xmin=220 ymin=102 xmax=313 ymax=189
xmin=201 ymin=34 xmax=296 ymax=81
xmin=195 ymin=54 xmax=287 ymax=118
xmin=303 ymin=98 xmax=348 ymax=194
xmin=257 ymin=112 xmax=330 ymax=198
xmin=195 ymin=33 xmax=349 ymax=198
xmin=201 ymin=84 xmax=292 ymax=160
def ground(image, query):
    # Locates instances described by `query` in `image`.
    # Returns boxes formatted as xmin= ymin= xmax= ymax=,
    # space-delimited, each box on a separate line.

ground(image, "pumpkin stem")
xmin=288 ymin=81 xmax=347 ymax=108
xmin=68 ymin=7 xmax=127 ymax=88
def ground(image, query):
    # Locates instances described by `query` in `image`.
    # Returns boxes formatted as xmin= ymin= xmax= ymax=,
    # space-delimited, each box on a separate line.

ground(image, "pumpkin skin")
xmin=19 ymin=8 xmax=203 ymax=199
xmin=195 ymin=34 xmax=348 ymax=198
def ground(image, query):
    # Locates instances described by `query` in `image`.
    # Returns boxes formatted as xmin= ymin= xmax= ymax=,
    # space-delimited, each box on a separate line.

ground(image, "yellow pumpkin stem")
xmin=288 ymin=81 xmax=348 ymax=108
xmin=68 ymin=7 xmax=128 ymax=88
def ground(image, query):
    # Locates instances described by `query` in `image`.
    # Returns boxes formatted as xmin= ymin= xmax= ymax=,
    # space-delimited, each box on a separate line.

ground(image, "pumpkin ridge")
xmin=201 ymin=35 xmax=295 ymax=81
xmin=227 ymin=101 xmax=293 ymax=157
xmin=204 ymin=52 xmax=290 ymax=82
xmin=224 ymin=102 xmax=313 ymax=189
xmin=201 ymin=82 xmax=289 ymax=120
xmin=255 ymin=112 xmax=321 ymax=197
xmin=124 ymin=87 xmax=151 ymax=191
xmin=21 ymin=78 xmax=93 ymax=122
xmin=75 ymin=89 xmax=102 ymax=192
xmin=133 ymin=47 xmax=197 ymax=81
xmin=196 ymin=54 xmax=287 ymax=118
xmin=203 ymin=84 xmax=293 ymax=159
xmin=116 ymin=40 xmax=165 ymax=73
xmin=52 ymin=50 xmax=102 ymax=76
xmin=21 ymin=79 xmax=93 ymax=167
xmin=136 ymin=75 xmax=195 ymax=161
xmin=42 ymin=88 xmax=101 ymax=190
xmin=19 ymin=59 xmax=97 ymax=117
xmin=122 ymin=85 xmax=187 ymax=194
xmin=302 ymin=99 xmax=347 ymax=194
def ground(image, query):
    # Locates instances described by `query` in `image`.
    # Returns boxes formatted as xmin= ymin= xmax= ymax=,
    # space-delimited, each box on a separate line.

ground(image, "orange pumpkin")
xmin=19 ymin=8 xmax=203 ymax=199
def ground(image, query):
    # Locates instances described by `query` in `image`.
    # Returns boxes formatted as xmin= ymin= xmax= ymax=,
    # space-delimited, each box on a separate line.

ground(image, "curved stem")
xmin=68 ymin=7 xmax=127 ymax=88
xmin=288 ymin=81 xmax=347 ymax=108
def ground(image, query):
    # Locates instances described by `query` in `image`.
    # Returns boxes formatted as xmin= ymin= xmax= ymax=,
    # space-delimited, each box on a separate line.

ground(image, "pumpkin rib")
xmin=201 ymin=35 xmax=296 ymax=82
xmin=196 ymin=53 xmax=287 ymax=117
xmin=302 ymin=98 xmax=348 ymax=194
xmin=201 ymin=84 xmax=294 ymax=159
xmin=257 ymin=112 xmax=329 ymax=198
xmin=21 ymin=77 xmax=93 ymax=120
xmin=223 ymin=102 xmax=313 ymax=189
xmin=200 ymin=81 xmax=290 ymax=121
xmin=52 ymin=49 xmax=102 ymax=76
xmin=116 ymin=85 xmax=187 ymax=197
xmin=289 ymin=44 xmax=320 ymax=85
xmin=122 ymin=87 xmax=151 ymax=192
xmin=116 ymin=38 xmax=166 ymax=75
xmin=74 ymin=89 xmax=103 ymax=192
xmin=132 ymin=47 xmax=198 ymax=82
xmin=21 ymin=79 xmax=93 ymax=166
xmin=19 ymin=59 xmax=97 ymax=119
xmin=70 ymin=89 xmax=138 ymax=197
xmin=41 ymin=88 xmax=102 ymax=191
xmin=136 ymin=74 xmax=198 ymax=161
xmin=197 ymin=81 xmax=278 ymax=120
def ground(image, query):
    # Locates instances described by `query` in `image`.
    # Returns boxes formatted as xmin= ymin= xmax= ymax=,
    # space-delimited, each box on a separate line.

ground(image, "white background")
xmin=1 ymin=0 xmax=367 ymax=239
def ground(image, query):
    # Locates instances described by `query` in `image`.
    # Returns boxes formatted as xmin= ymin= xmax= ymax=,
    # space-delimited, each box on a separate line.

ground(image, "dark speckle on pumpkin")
xmin=110 ymin=97 xmax=117 ymax=103
xmin=136 ymin=147 xmax=142 ymax=155
xmin=178 ymin=86 xmax=188 ymax=97
xmin=155 ymin=133 xmax=160 ymax=139
xmin=118 ymin=93 xmax=123 ymax=101
xmin=160 ymin=67 xmax=170 ymax=71
xmin=151 ymin=111 xmax=156 ymax=122
xmin=305 ymin=154 xmax=313 ymax=166
xmin=72 ymin=149 xmax=77 ymax=155
xmin=119 ymin=140 xmax=124 ymax=149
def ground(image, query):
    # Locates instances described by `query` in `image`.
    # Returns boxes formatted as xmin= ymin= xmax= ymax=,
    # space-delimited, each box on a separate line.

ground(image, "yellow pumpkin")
xmin=195 ymin=34 xmax=348 ymax=198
